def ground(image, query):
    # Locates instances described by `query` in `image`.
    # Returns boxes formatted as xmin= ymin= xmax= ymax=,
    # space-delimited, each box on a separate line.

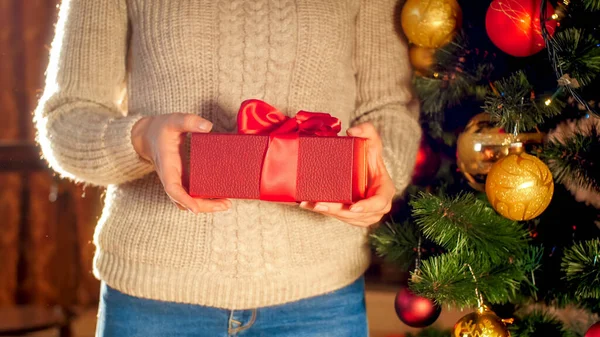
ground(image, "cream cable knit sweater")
xmin=35 ymin=0 xmax=421 ymax=309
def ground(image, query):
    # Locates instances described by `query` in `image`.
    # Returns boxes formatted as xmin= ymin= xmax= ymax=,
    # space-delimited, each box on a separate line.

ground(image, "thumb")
xmin=348 ymin=123 xmax=382 ymax=149
xmin=348 ymin=123 xmax=385 ymax=179
xmin=171 ymin=113 xmax=213 ymax=133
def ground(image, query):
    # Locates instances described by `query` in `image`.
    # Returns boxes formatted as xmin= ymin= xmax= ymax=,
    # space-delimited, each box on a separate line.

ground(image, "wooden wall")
xmin=0 ymin=0 xmax=102 ymax=308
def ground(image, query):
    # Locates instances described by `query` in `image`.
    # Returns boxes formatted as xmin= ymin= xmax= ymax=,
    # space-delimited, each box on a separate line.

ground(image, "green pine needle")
xmin=414 ymin=75 xmax=479 ymax=116
xmin=510 ymin=310 xmax=575 ymax=337
xmin=410 ymin=192 xmax=529 ymax=264
xmin=542 ymin=126 xmax=600 ymax=192
xmin=409 ymin=247 xmax=542 ymax=308
xmin=583 ymin=0 xmax=600 ymax=11
xmin=370 ymin=221 xmax=420 ymax=271
xmin=561 ymin=240 xmax=600 ymax=299
xmin=552 ymin=28 xmax=600 ymax=87
xmin=483 ymin=71 xmax=563 ymax=133
xmin=414 ymin=31 xmax=493 ymax=116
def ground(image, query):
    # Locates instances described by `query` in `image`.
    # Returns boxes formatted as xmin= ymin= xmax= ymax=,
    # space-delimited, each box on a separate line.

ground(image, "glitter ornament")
xmin=454 ymin=306 xmax=512 ymax=337
xmin=485 ymin=0 xmax=557 ymax=57
xmin=457 ymin=113 xmax=544 ymax=192
xmin=485 ymin=152 xmax=554 ymax=221
xmin=401 ymin=0 xmax=462 ymax=48
xmin=409 ymin=45 xmax=436 ymax=75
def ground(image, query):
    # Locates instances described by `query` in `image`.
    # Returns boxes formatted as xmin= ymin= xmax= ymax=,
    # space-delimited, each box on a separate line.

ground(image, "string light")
xmin=545 ymin=98 xmax=552 ymax=106
xmin=551 ymin=13 xmax=559 ymax=20
xmin=540 ymin=0 xmax=597 ymax=115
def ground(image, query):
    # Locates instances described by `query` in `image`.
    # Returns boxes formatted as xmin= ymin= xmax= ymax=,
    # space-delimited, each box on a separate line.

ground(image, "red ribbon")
xmin=237 ymin=99 xmax=342 ymax=201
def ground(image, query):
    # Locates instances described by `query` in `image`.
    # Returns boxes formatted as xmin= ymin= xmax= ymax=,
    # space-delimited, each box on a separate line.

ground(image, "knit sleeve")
xmin=34 ymin=0 xmax=154 ymax=187
xmin=351 ymin=0 xmax=422 ymax=196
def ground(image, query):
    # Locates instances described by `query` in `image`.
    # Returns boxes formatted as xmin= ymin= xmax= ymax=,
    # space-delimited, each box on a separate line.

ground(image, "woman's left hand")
xmin=299 ymin=122 xmax=396 ymax=227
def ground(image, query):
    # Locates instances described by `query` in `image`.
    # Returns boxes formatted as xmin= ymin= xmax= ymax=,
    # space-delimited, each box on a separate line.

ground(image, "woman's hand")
xmin=131 ymin=113 xmax=231 ymax=214
xmin=299 ymin=123 xmax=395 ymax=227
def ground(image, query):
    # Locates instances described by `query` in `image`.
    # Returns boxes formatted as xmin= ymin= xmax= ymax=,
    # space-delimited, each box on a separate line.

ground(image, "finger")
xmin=169 ymin=113 xmax=213 ymax=133
xmin=311 ymin=202 xmax=346 ymax=213
xmin=166 ymin=182 xmax=231 ymax=213
xmin=160 ymin=158 xmax=229 ymax=213
xmin=341 ymin=219 xmax=379 ymax=228
xmin=347 ymin=123 xmax=382 ymax=144
xmin=329 ymin=214 xmax=383 ymax=228
xmin=349 ymin=192 xmax=392 ymax=214
xmin=328 ymin=210 xmax=382 ymax=223
xmin=348 ymin=123 xmax=384 ymax=176
xmin=298 ymin=201 xmax=383 ymax=227
xmin=156 ymin=144 xmax=199 ymax=212
xmin=180 ymin=133 xmax=191 ymax=191
xmin=164 ymin=180 xmax=203 ymax=213
xmin=195 ymin=198 xmax=232 ymax=213
xmin=299 ymin=201 xmax=380 ymax=221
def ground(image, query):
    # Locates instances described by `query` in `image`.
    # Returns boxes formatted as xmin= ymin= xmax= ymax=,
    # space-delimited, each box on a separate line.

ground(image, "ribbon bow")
xmin=236 ymin=99 xmax=342 ymax=201
xmin=238 ymin=99 xmax=341 ymax=136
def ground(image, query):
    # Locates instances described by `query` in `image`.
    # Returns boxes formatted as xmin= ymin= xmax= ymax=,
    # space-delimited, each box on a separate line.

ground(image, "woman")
xmin=35 ymin=0 xmax=421 ymax=335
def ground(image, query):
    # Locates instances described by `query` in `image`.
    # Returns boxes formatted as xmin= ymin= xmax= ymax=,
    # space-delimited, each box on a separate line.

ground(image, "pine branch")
xmin=414 ymin=75 xmax=480 ymax=116
xmin=542 ymin=126 xmax=600 ymax=191
xmin=414 ymin=32 xmax=493 ymax=116
xmin=546 ymin=289 xmax=600 ymax=315
xmin=410 ymin=192 xmax=529 ymax=264
xmin=510 ymin=310 xmax=576 ymax=337
xmin=410 ymin=247 xmax=542 ymax=308
xmin=483 ymin=71 xmax=563 ymax=133
xmin=579 ymin=297 xmax=600 ymax=315
xmin=370 ymin=221 xmax=419 ymax=271
xmin=552 ymin=28 xmax=600 ymax=87
xmin=561 ymin=240 xmax=600 ymax=299
xmin=516 ymin=246 xmax=546 ymax=300
xmin=582 ymin=0 xmax=600 ymax=11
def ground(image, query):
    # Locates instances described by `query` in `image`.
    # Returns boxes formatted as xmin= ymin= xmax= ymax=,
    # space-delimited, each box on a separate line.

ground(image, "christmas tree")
xmin=371 ymin=0 xmax=600 ymax=336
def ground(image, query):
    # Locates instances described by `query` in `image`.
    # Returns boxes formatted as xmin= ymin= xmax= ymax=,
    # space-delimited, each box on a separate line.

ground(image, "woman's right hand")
xmin=131 ymin=113 xmax=232 ymax=214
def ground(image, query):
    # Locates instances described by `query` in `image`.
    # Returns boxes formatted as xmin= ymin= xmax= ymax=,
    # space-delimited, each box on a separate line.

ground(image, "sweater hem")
xmin=93 ymin=248 xmax=371 ymax=310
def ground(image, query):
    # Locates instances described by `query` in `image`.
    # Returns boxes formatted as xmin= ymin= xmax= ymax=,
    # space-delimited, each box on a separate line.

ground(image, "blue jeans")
xmin=96 ymin=277 xmax=368 ymax=337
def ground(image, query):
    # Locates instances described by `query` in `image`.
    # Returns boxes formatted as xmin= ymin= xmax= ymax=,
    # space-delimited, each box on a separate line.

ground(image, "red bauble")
xmin=586 ymin=321 xmax=600 ymax=337
xmin=485 ymin=0 xmax=557 ymax=57
xmin=412 ymin=135 xmax=441 ymax=184
xmin=394 ymin=286 xmax=441 ymax=328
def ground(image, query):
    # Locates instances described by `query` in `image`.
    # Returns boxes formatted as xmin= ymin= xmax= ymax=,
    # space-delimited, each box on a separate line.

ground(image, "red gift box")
xmin=189 ymin=100 xmax=367 ymax=203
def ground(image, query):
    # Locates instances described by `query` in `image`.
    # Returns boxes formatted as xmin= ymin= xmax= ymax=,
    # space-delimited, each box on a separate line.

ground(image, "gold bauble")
xmin=454 ymin=307 xmax=511 ymax=337
xmin=485 ymin=153 xmax=554 ymax=221
xmin=409 ymin=46 xmax=436 ymax=74
xmin=401 ymin=0 xmax=462 ymax=48
xmin=457 ymin=113 xmax=544 ymax=192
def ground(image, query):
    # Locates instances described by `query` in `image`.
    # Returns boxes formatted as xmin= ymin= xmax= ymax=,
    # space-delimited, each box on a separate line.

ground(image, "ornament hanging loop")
xmin=411 ymin=236 xmax=424 ymax=284
xmin=513 ymin=99 xmax=524 ymax=138
xmin=465 ymin=263 xmax=484 ymax=309
xmin=415 ymin=235 xmax=423 ymax=274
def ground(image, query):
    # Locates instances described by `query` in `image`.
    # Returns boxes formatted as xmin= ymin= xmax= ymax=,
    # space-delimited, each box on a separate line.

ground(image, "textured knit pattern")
xmin=34 ymin=0 xmax=422 ymax=309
